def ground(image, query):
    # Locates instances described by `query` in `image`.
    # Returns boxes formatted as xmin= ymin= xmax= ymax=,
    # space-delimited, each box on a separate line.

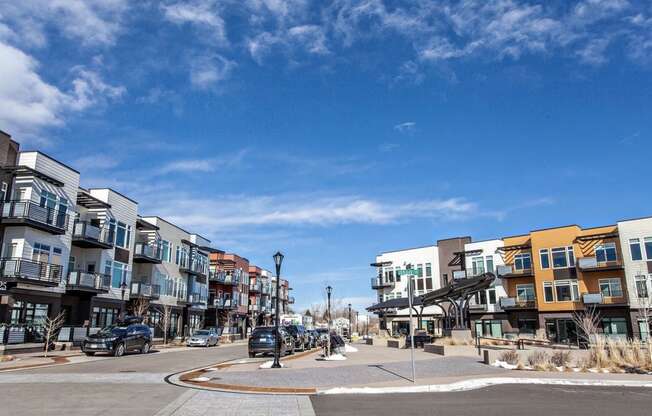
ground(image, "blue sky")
xmin=1 ymin=0 xmax=651 ymax=313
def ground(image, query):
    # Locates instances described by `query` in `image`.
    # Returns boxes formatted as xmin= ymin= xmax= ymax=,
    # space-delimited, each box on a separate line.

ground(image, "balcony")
xmin=1 ymin=201 xmax=69 ymax=235
xmin=71 ymin=221 xmax=114 ymax=249
xmin=210 ymin=270 xmax=226 ymax=283
xmin=582 ymin=293 xmax=604 ymax=304
xmin=496 ymin=265 xmax=534 ymax=279
xmin=133 ymin=243 xmax=162 ymax=264
xmin=187 ymin=293 xmax=207 ymax=305
xmin=0 ymin=258 xmax=62 ymax=287
xmin=224 ymin=274 xmax=240 ymax=286
xmin=179 ymin=257 xmax=208 ymax=277
xmin=66 ymin=271 xmax=110 ymax=294
xmin=130 ymin=282 xmax=160 ymax=299
xmin=249 ymin=282 xmax=262 ymax=292
xmin=577 ymin=257 xmax=623 ymax=272
xmin=370 ymin=277 xmax=394 ymax=290
xmin=213 ymin=297 xmax=236 ymax=309
xmin=468 ymin=303 xmax=488 ymax=312
xmin=499 ymin=297 xmax=537 ymax=310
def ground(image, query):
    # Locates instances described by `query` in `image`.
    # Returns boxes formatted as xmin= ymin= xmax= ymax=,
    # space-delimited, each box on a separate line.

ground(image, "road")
xmin=0 ymin=344 xmax=249 ymax=416
xmin=311 ymin=385 xmax=652 ymax=416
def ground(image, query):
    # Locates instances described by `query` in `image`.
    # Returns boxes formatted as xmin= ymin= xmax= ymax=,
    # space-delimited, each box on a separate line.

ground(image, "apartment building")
xmin=460 ymin=239 xmax=507 ymax=338
xmin=208 ymin=252 xmax=250 ymax=338
xmin=370 ymin=245 xmax=442 ymax=335
xmin=271 ymin=277 xmax=292 ymax=317
xmin=437 ymin=237 xmax=472 ymax=287
xmin=248 ymin=265 xmax=262 ymax=327
xmin=131 ymin=217 xmax=209 ymax=338
xmin=258 ymin=269 xmax=273 ymax=325
xmin=617 ymin=216 xmax=652 ymax=340
xmin=499 ymin=224 xmax=629 ymax=342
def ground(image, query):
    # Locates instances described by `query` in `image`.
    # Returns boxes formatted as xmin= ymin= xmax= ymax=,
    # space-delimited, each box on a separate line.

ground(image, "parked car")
xmin=248 ymin=326 xmax=294 ymax=358
xmin=315 ymin=328 xmax=329 ymax=345
xmin=305 ymin=329 xmax=318 ymax=348
xmin=82 ymin=322 xmax=152 ymax=357
xmin=284 ymin=324 xmax=309 ymax=351
xmin=187 ymin=329 xmax=219 ymax=347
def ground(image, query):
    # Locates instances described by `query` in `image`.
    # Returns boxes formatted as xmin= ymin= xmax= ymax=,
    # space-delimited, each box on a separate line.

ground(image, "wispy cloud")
xmin=379 ymin=142 xmax=399 ymax=152
xmin=394 ymin=121 xmax=416 ymax=133
xmin=73 ymin=155 xmax=120 ymax=171
xmin=156 ymin=149 xmax=249 ymax=175
xmin=189 ymin=54 xmax=236 ymax=90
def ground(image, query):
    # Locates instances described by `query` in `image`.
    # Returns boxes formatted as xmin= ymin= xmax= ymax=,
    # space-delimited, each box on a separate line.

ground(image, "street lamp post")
xmin=271 ymin=251 xmax=284 ymax=369
xmin=356 ymin=311 xmax=359 ymax=335
xmin=348 ymin=303 xmax=352 ymax=340
xmin=326 ymin=285 xmax=332 ymax=356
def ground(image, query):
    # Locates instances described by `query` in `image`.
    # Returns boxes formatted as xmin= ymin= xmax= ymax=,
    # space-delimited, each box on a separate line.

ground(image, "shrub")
xmin=527 ymin=350 xmax=551 ymax=370
xmin=550 ymin=350 xmax=572 ymax=367
xmin=499 ymin=350 xmax=520 ymax=365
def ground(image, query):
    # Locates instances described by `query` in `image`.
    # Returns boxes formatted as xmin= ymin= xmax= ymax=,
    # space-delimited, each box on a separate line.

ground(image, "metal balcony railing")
xmin=370 ymin=277 xmax=394 ymax=289
xmin=187 ymin=292 xmax=207 ymax=304
xmin=72 ymin=220 xmax=114 ymax=247
xmin=0 ymin=258 xmax=62 ymax=285
xmin=210 ymin=270 xmax=226 ymax=282
xmin=249 ymin=282 xmax=262 ymax=292
xmin=577 ymin=257 xmax=623 ymax=271
xmin=2 ymin=200 xmax=69 ymax=233
xmin=130 ymin=282 xmax=160 ymax=299
xmin=133 ymin=242 xmax=162 ymax=262
xmin=496 ymin=265 xmax=533 ymax=278
xmin=213 ymin=297 xmax=235 ymax=309
xmin=67 ymin=271 xmax=111 ymax=291
xmin=582 ymin=293 xmax=604 ymax=304
xmin=499 ymin=297 xmax=536 ymax=309
xmin=224 ymin=274 xmax=240 ymax=286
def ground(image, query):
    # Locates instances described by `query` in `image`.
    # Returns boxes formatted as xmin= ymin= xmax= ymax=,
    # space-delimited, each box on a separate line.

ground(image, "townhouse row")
xmin=370 ymin=221 xmax=652 ymax=343
xmin=0 ymin=131 xmax=292 ymax=344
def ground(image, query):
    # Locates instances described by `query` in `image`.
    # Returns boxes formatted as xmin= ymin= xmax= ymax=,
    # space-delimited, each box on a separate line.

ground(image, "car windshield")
xmin=253 ymin=328 xmax=274 ymax=336
xmin=97 ymin=325 xmax=128 ymax=336
xmin=194 ymin=330 xmax=210 ymax=335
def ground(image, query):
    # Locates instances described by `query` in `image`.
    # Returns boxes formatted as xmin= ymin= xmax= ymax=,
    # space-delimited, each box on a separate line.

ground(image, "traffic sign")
xmin=396 ymin=269 xmax=418 ymax=276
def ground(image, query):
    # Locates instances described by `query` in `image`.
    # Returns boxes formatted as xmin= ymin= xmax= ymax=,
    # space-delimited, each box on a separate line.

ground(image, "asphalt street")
xmin=310 ymin=385 xmax=652 ymax=416
xmin=0 ymin=344 xmax=249 ymax=416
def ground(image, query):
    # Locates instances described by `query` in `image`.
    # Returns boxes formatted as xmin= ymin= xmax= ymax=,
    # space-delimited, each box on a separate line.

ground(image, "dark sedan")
xmin=248 ymin=326 xmax=294 ymax=358
xmin=82 ymin=323 xmax=152 ymax=357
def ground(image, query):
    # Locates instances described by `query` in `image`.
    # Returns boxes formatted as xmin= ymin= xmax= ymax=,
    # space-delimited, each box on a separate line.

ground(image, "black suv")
xmin=248 ymin=326 xmax=294 ymax=358
xmin=284 ymin=324 xmax=309 ymax=351
xmin=82 ymin=322 xmax=152 ymax=357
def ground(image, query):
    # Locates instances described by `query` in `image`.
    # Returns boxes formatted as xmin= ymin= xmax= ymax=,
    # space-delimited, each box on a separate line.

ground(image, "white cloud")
xmin=162 ymin=0 xmax=227 ymax=44
xmin=73 ymin=155 xmax=120 ymax=171
xmin=0 ymin=41 xmax=124 ymax=144
xmin=189 ymin=54 xmax=237 ymax=89
xmin=157 ymin=149 xmax=249 ymax=174
xmin=394 ymin=121 xmax=416 ymax=133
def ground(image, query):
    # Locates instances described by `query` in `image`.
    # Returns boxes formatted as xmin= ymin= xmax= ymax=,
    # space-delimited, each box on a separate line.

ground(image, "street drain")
xmin=120 ymin=370 xmax=137 ymax=373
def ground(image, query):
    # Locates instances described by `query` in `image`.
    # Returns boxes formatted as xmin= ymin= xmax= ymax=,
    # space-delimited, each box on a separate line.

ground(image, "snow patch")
xmin=344 ymin=345 xmax=358 ymax=353
xmin=321 ymin=353 xmax=347 ymax=361
xmin=259 ymin=361 xmax=284 ymax=369
xmin=491 ymin=360 xmax=518 ymax=370
xmin=190 ymin=377 xmax=211 ymax=382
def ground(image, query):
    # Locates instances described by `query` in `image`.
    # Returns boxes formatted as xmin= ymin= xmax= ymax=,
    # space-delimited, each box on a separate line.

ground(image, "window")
xmin=417 ymin=264 xmax=423 ymax=277
xmin=161 ymin=240 xmax=171 ymax=262
xmin=554 ymin=280 xmax=579 ymax=301
xmin=32 ymin=242 xmax=50 ymax=263
xmin=551 ymin=248 xmax=567 ymax=268
xmin=630 ymin=239 xmax=643 ymax=261
xmin=543 ymin=282 xmax=554 ymax=302
xmin=488 ymin=288 xmax=496 ymax=304
xmin=417 ymin=279 xmax=424 ymax=291
xmin=602 ymin=318 xmax=628 ymax=339
xmin=516 ymin=284 xmax=535 ymax=302
xmin=115 ymin=222 xmax=131 ymax=248
xmin=425 ymin=263 xmax=432 ymax=277
xmin=645 ymin=238 xmax=652 ymax=260
xmin=595 ymin=242 xmax=617 ymax=263
xmin=599 ymin=278 xmax=624 ymax=297
xmin=0 ymin=182 xmax=7 ymax=201
xmin=91 ymin=307 xmax=120 ymax=328
xmin=471 ymin=257 xmax=485 ymax=276
xmin=636 ymin=276 xmax=649 ymax=298
xmin=425 ymin=278 xmax=433 ymax=290
xmin=486 ymin=256 xmax=494 ymax=274
xmin=540 ymin=249 xmax=550 ymax=269
xmin=40 ymin=190 xmax=57 ymax=209
xmin=111 ymin=261 xmax=128 ymax=288
xmin=514 ymin=253 xmax=532 ymax=271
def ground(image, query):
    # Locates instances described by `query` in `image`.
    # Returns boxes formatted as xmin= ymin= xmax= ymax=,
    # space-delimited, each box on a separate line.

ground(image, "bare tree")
xmin=131 ymin=296 xmax=150 ymax=321
xmin=155 ymin=305 xmax=172 ymax=345
xmin=42 ymin=311 xmax=65 ymax=358
xmin=573 ymin=305 xmax=602 ymax=345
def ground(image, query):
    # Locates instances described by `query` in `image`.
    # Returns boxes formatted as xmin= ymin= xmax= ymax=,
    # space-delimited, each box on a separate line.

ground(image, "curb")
xmin=319 ymin=377 xmax=652 ymax=395
xmin=0 ymin=356 xmax=70 ymax=373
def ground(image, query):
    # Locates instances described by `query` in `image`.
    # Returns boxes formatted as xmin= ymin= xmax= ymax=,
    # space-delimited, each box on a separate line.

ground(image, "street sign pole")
xmin=407 ymin=273 xmax=416 ymax=383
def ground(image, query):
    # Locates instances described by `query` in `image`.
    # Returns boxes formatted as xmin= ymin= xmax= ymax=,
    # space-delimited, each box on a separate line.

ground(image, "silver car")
xmin=186 ymin=329 xmax=219 ymax=347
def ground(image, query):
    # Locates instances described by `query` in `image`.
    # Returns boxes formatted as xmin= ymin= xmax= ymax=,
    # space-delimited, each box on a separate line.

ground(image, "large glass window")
xmin=539 ymin=249 xmax=550 ymax=269
xmin=516 ymin=284 xmax=535 ymax=302
xmin=514 ymin=253 xmax=532 ymax=270
xmin=115 ymin=222 xmax=131 ymax=248
xmin=486 ymin=256 xmax=494 ymax=274
xmin=599 ymin=278 xmax=624 ymax=297
xmin=630 ymin=239 xmax=643 ymax=261
xmin=471 ymin=257 xmax=485 ymax=276
xmin=425 ymin=263 xmax=432 ymax=277
xmin=552 ymin=248 xmax=568 ymax=268
xmin=636 ymin=276 xmax=649 ymax=298
xmin=645 ymin=238 xmax=652 ymax=260
xmin=595 ymin=242 xmax=617 ymax=263
xmin=32 ymin=242 xmax=50 ymax=263
xmin=161 ymin=240 xmax=171 ymax=262
xmin=488 ymin=288 xmax=496 ymax=304
xmin=111 ymin=261 xmax=129 ymax=288
xmin=91 ymin=307 xmax=120 ymax=328
xmin=543 ymin=282 xmax=554 ymax=302
xmin=554 ymin=280 xmax=579 ymax=301
xmin=602 ymin=318 xmax=627 ymax=339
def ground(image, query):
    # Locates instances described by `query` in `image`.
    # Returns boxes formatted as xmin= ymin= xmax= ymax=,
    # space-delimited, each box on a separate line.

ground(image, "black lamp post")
xmin=348 ymin=303 xmax=352 ymax=340
xmin=120 ymin=277 xmax=128 ymax=319
xmin=326 ymin=285 xmax=332 ymax=355
xmin=271 ymin=251 xmax=284 ymax=369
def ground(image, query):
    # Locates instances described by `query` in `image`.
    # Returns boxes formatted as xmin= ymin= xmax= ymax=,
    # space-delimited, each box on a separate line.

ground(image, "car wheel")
xmin=84 ymin=352 xmax=95 ymax=356
xmin=114 ymin=343 xmax=125 ymax=357
xmin=141 ymin=342 xmax=150 ymax=354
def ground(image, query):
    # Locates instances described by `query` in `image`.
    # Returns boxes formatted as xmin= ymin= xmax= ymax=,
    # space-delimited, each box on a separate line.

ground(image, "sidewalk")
xmin=174 ymin=343 xmax=652 ymax=395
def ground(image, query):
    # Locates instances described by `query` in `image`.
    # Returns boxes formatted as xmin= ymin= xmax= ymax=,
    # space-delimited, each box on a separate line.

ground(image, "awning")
xmin=421 ymin=273 xmax=495 ymax=306
xmin=366 ymin=296 xmax=423 ymax=312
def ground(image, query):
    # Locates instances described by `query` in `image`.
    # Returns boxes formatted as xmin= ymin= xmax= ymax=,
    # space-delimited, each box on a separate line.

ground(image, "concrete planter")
xmin=424 ymin=344 xmax=445 ymax=355
xmin=387 ymin=339 xmax=405 ymax=349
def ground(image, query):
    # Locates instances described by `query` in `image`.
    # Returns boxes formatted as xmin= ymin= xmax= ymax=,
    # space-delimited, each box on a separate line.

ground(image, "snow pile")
xmin=491 ymin=360 xmax=518 ymax=370
xmin=259 ymin=360 xmax=284 ymax=369
xmin=190 ymin=376 xmax=211 ymax=382
xmin=344 ymin=345 xmax=358 ymax=353
xmin=322 ymin=353 xmax=347 ymax=361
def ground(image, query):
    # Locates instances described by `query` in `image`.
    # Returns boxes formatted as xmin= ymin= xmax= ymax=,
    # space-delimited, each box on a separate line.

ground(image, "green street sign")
xmin=397 ymin=269 xmax=418 ymax=276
